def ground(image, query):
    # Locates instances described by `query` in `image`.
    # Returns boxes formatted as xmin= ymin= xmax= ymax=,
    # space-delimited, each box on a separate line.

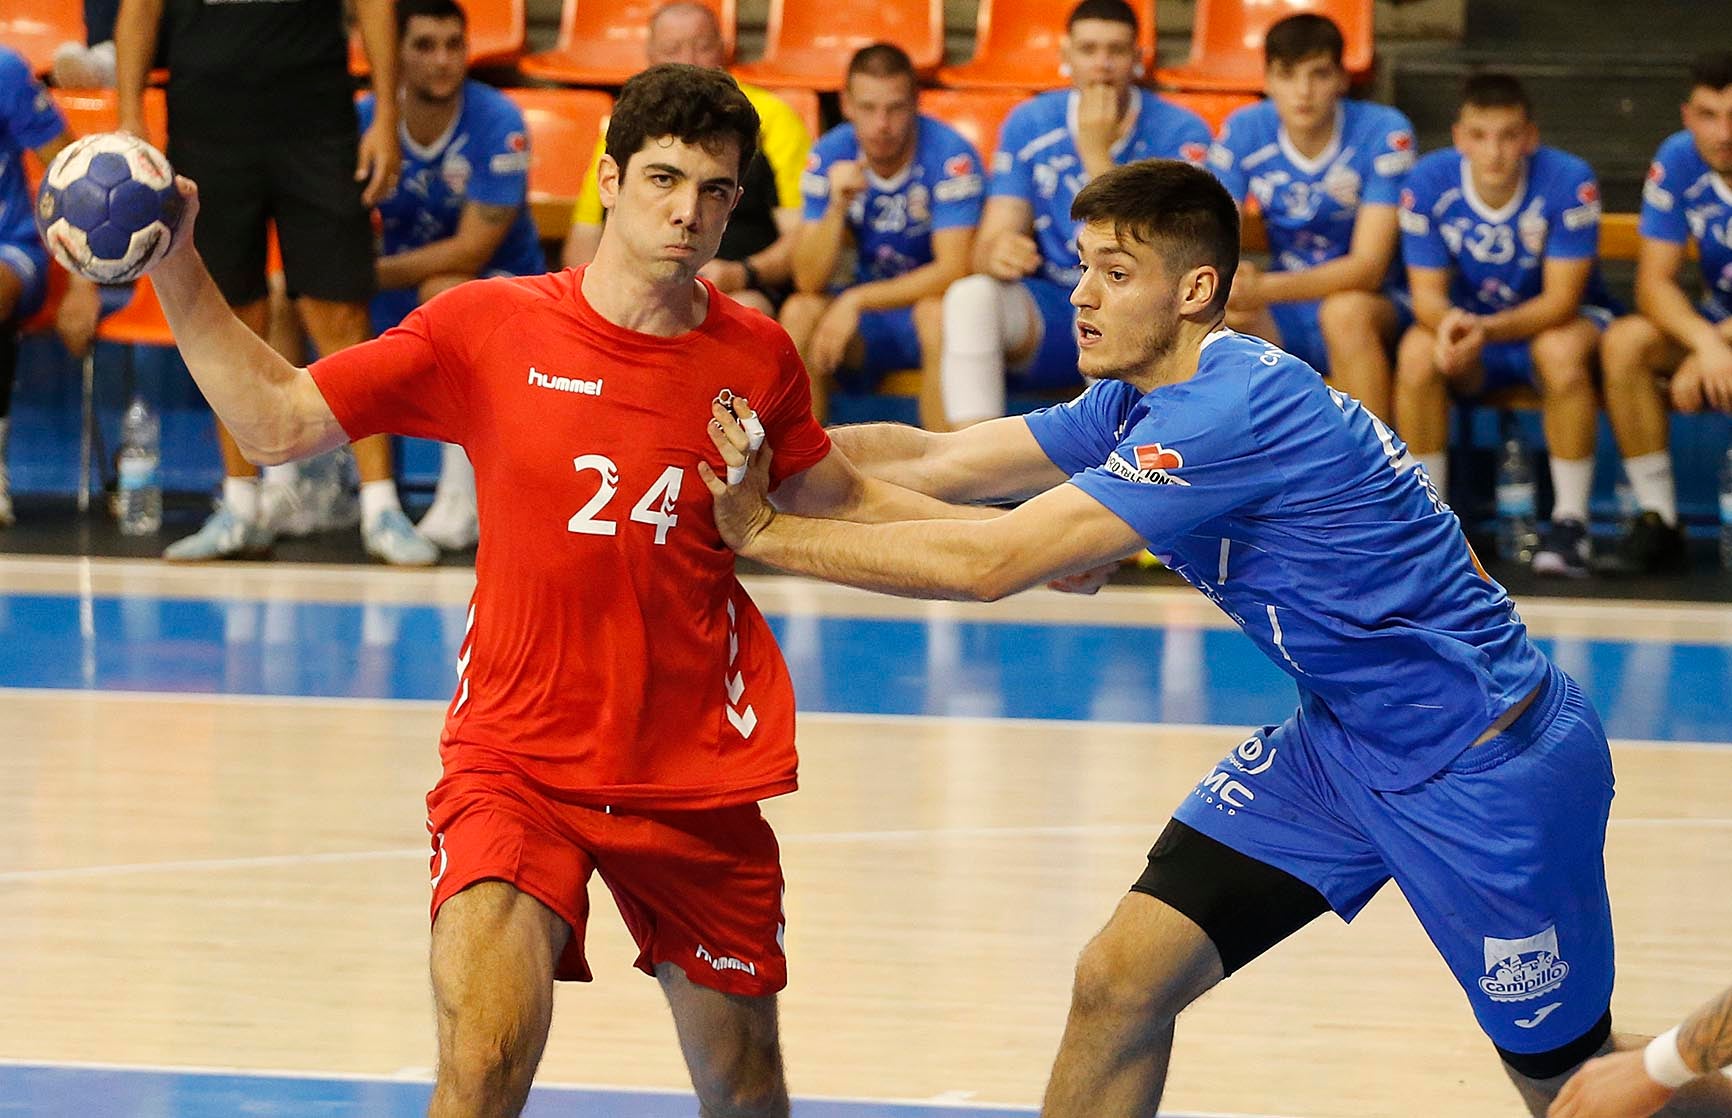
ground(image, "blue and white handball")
xmin=35 ymin=132 xmax=184 ymax=284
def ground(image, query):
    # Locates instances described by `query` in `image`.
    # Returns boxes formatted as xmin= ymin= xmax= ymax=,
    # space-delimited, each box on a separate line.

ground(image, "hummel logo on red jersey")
xmin=528 ymin=367 xmax=603 ymax=396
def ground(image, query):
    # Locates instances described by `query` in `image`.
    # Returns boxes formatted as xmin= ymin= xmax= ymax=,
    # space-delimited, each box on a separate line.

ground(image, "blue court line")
xmin=0 ymin=1063 xmax=1045 ymax=1118
xmin=0 ymin=592 xmax=1727 ymax=743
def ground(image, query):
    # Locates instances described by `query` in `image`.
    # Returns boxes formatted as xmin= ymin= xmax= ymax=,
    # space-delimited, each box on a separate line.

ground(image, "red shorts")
xmin=425 ymin=770 xmax=787 ymax=996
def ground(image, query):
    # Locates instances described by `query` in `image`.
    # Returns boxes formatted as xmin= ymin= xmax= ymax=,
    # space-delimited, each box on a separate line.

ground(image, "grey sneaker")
xmin=163 ymin=504 xmax=274 ymax=561
xmin=363 ymin=507 xmax=439 ymax=566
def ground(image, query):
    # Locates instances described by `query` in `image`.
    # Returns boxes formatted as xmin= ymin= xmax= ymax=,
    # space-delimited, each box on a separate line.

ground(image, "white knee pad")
xmin=940 ymin=276 xmax=1040 ymax=426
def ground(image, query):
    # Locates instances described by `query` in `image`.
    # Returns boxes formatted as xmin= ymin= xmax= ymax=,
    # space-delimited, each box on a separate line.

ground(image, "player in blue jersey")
xmin=1395 ymin=74 xmax=1619 ymax=579
xmin=0 ymin=46 xmax=100 ymax=528
xmin=359 ymin=0 xmax=547 ymax=553
xmin=698 ymin=159 xmax=1732 ymax=1116
xmin=1210 ymin=13 xmax=1414 ymax=420
xmin=931 ymin=0 xmax=1210 ymax=430
xmin=1596 ymin=53 xmax=1732 ymax=576
xmin=780 ymin=43 xmax=982 ymax=427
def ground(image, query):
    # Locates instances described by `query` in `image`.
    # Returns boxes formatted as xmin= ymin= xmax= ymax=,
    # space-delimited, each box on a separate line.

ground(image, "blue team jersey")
xmin=358 ymin=81 xmax=545 ymax=278
xmin=1399 ymin=145 xmax=1615 ymax=315
xmin=990 ymin=89 xmax=1212 ymax=288
xmin=1639 ymin=130 xmax=1732 ymax=312
xmin=800 ymin=114 xmax=984 ymax=284
xmin=0 ymin=47 xmax=66 ymax=250
xmin=1209 ymin=99 xmax=1415 ymax=276
xmin=1025 ymin=330 xmax=1548 ymax=791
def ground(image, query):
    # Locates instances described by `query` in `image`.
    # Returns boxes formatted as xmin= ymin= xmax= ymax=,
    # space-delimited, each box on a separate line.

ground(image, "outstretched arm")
xmin=827 ymin=416 xmax=1070 ymax=504
xmin=150 ymin=181 xmax=347 ymax=465
xmin=702 ymin=406 xmax=1141 ymax=601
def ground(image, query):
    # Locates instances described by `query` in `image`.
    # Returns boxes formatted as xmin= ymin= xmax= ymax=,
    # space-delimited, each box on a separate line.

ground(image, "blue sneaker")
xmin=363 ymin=507 xmax=439 ymax=567
xmin=1532 ymin=518 xmax=1591 ymax=578
xmin=163 ymin=504 xmax=274 ymax=561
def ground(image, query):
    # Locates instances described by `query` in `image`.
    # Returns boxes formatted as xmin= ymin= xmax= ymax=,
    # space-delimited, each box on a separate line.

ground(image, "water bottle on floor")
xmin=117 ymin=396 xmax=161 ymax=536
xmin=1719 ymin=445 xmax=1732 ymax=570
xmin=1496 ymin=438 xmax=1539 ymax=563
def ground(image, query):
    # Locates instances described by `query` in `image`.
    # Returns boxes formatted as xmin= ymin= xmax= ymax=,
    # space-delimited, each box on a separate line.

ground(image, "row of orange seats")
xmin=5 ymin=0 xmax=1373 ymax=95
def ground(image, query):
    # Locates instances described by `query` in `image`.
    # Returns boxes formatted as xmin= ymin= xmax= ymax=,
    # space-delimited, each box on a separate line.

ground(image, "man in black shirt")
xmin=115 ymin=0 xmax=437 ymax=565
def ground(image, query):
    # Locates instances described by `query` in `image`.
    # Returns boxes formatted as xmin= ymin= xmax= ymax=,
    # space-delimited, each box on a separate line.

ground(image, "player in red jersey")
xmin=148 ymin=62 xmax=968 ymax=1118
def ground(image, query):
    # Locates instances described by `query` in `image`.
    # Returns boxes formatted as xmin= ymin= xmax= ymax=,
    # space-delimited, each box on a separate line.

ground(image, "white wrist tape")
xmin=726 ymin=415 xmax=766 ymax=486
xmin=1644 ymin=1027 xmax=1697 ymax=1089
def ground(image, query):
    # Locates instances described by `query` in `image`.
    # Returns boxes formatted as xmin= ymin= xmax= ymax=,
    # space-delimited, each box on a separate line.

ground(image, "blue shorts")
xmin=1476 ymin=305 xmax=1617 ymax=394
xmin=1173 ymin=662 xmax=1615 ymax=1055
xmin=1269 ymin=288 xmax=1414 ymax=375
xmin=1010 ymin=275 xmax=1082 ymax=389
xmin=853 ymin=305 xmax=923 ymax=379
xmin=0 ymin=240 xmax=49 ymax=323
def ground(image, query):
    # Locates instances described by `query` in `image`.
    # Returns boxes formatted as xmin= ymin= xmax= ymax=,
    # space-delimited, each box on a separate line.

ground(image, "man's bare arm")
xmin=828 ymin=416 xmax=1070 ymax=504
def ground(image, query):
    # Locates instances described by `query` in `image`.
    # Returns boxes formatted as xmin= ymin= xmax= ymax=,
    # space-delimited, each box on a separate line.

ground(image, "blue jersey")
xmin=1639 ymin=130 xmax=1732 ymax=312
xmin=1025 ymin=330 xmax=1548 ymax=791
xmin=358 ymin=81 xmax=545 ymax=278
xmin=0 ymin=47 xmax=66 ymax=250
xmin=1399 ymin=145 xmax=1615 ymax=315
xmin=800 ymin=115 xmax=984 ymax=285
xmin=990 ymin=89 xmax=1212 ymax=288
xmin=1209 ymin=99 xmax=1414 ymax=277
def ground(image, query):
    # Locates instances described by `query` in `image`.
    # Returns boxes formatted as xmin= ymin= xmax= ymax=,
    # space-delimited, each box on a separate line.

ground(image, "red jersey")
xmin=310 ymin=268 xmax=832 ymax=809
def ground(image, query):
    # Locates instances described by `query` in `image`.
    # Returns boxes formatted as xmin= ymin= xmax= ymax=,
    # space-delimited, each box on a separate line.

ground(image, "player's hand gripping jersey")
xmin=311 ymin=270 xmax=832 ymax=808
xmin=1641 ymin=130 xmax=1732 ymax=321
xmin=1025 ymin=331 xmax=1549 ymax=790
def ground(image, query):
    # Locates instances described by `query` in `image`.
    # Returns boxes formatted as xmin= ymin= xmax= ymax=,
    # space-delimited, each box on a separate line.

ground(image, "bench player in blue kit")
xmin=698 ymin=158 xmax=1732 ymax=1116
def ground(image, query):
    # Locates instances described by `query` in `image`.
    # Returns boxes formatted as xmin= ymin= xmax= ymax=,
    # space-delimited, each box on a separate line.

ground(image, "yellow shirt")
xmin=571 ymin=80 xmax=812 ymax=228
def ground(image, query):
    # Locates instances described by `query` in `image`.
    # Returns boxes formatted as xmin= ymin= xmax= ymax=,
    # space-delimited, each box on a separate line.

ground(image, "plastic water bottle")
xmin=117 ymin=396 xmax=161 ymax=536
xmin=1719 ymin=445 xmax=1732 ymax=570
xmin=1496 ymin=438 xmax=1539 ymax=563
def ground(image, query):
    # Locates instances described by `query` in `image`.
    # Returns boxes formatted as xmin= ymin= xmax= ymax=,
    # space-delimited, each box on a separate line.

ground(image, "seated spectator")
xmin=560 ymin=1 xmax=809 ymax=316
xmin=1396 ymin=73 xmax=1617 ymax=578
xmin=934 ymin=0 xmax=1211 ymax=430
xmin=1597 ymin=51 xmax=1732 ymax=575
xmin=0 ymin=45 xmax=100 ymax=527
xmin=361 ymin=0 xmax=547 ymax=552
xmin=1211 ymin=12 xmax=1415 ymax=420
xmin=782 ymin=43 xmax=982 ymax=425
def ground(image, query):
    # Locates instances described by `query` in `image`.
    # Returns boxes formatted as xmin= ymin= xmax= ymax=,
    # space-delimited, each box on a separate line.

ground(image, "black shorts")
xmin=169 ymin=129 xmax=375 ymax=307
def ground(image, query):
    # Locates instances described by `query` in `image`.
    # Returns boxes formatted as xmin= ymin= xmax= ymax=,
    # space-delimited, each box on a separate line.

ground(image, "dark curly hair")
xmin=605 ymin=63 xmax=760 ymax=181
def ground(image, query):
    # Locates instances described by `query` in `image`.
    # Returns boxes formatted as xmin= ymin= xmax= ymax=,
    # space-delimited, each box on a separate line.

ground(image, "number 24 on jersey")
xmin=567 ymin=455 xmax=684 ymax=544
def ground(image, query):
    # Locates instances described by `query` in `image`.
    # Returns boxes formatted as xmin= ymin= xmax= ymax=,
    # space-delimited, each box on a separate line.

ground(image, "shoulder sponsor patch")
xmin=1207 ymin=143 xmax=1235 ymax=171
xmin=1103 ymin=446 xmax=1190 ymax=486
xmin=1373 ymin=149 xmax=1415 ymax=178
xmin=944 ymin=152 xmax=974 ymax=177
xmin=489 ymin=152 xmax=530 ymax=175
xmin=1180 ymin=141 xmax=1208 ymax=166
xmin=933 ymin=173 xmax=983 ymax=202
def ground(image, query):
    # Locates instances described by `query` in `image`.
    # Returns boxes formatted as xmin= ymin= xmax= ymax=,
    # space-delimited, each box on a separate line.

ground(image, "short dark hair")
xmin=1688 ymin=51 xmax=1732 ymax=97
xmin=606 ymin=63 xmax=760 ymax=180
xmin=846 ymin=42 xmax=916 ymax=86
xmin=1460 ymin=72 xmax=1532 ymax=118
xmin=1071 ymin=159 xmax=1240 ymax=316
xmin=396 ymin=0 xmax=466 ymax=42
xmin=1263 ymin=13 xmax=1344 ymax=69
xmin=1068 ymin=0 xmax=1138 ymax=34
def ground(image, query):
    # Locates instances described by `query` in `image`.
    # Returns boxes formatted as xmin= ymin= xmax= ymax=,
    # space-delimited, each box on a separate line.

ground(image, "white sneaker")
xmin=0 ymin=463 xmax=13 ymax=528
xmin=164 ymin=504 xmax=274 ymax=561
xmin=363 ymin=507 xmax=439 ymax=566
xmin=416 ymin=492 xmax=479 ymax=551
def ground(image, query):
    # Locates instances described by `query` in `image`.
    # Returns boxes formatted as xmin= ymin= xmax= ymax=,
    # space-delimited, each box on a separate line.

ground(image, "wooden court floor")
xmin=1 ymin=558 xmax=1729 ymax=1117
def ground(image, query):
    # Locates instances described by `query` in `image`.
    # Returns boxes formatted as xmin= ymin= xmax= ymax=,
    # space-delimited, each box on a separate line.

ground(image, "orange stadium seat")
xmin=918 ymin=88 xmax=1025 ymax=162
xmin=1158 ymin=0 xmax=1373 ymax=93
xmin=349 ymin=0 xmax=526 ymax=74
xmin=730 ymin=0 xmax=943 ymax=92
xmin=938 ymin=0 xmax=1155 ymax=92
xmin=502 ymin=87 xmax=613 ymax=219
xmin=0 ymin=0 xmax=83 ymax=76
xmin=519 ymin=0 xmax=734 ymax=87
xmin=1162 ymin=89 xmax=1258 ymax=133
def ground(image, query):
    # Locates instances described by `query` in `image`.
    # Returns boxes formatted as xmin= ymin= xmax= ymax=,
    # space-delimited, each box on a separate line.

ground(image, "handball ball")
xmin=35 ymin=132 xmax=184 ymax=284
